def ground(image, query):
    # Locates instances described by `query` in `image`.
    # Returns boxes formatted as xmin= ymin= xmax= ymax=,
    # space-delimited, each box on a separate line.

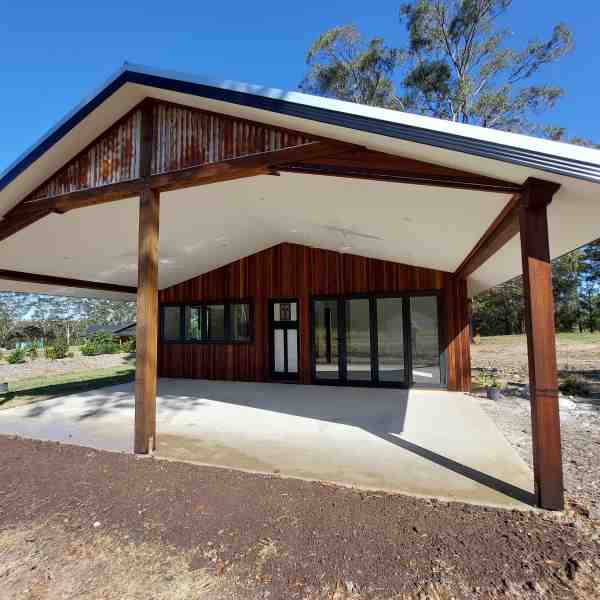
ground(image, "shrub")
xmin=80 ymin=342 xmax=98 ymax=356
xmin=45 ymin=346 xmax=57 ymax=360
xmin=80 ymin=332 xmax=120 ymax=356
xmin=28 ymin=345 xmax=38 ymax=360
xmin=54 ymin=339 xmax=69 ymax=359
xmin=122 ymin=338 xmax=136 ymax=353
xmin=560 ymin=374 xmax=591 ymax=397
xmin=7 ymin=348 xmax=27 ymax=364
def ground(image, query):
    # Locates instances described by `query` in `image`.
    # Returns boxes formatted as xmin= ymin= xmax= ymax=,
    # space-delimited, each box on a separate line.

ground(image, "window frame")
xmin=160 ymin=300 xmax=253 ymax=345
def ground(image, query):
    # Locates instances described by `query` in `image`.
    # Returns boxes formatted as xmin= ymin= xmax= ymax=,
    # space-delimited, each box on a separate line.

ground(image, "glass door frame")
xmin=268 ymin=298 xmax=300 ymax=381
xmin=309 ymin=291 xmax=445 ymax=389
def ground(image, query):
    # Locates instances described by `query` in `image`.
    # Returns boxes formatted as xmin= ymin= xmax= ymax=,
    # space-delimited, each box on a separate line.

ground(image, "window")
xmin=163 ymin=306 xmax=182 ymax=341
xmin=185 ymin=306 xmax=203 ymax=341
xmin=206 ymin=304 xmax=225 ymax=340
xmin=161 ymin=301 xmax=252 ymax=344
xmin=231 ymin=303 xmax=251 ymax=341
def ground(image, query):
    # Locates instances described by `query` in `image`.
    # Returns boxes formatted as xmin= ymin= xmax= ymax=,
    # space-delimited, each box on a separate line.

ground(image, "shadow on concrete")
xmin=9 ymin=377 xmax=534 ymax=506
xmin=157 ymin=380 xmax=534 ymax=506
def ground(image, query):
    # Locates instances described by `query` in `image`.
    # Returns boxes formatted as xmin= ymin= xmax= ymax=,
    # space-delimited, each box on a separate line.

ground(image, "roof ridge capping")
xmin=2 ymin=62 xmax=600 ymax=194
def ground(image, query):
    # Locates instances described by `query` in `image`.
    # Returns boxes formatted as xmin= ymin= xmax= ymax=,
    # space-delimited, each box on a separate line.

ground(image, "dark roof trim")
xmin=2 ymin=65 xmax=600 ymax=195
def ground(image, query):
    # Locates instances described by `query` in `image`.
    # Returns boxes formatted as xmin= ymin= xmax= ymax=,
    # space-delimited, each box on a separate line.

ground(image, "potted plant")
xmin=478 ymin=370 xmax=502 ymax=401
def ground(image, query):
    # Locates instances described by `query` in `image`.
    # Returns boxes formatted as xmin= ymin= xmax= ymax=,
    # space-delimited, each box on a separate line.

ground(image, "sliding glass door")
xmin=311 ymin=294 xmax=441 ymax=388
xmin=345 ymin=298 xmax=373 ymax=382
xmin=410 ymin=296 xmax=441 ymax=386
xmin=376 ymin=297 xmax=406 ymax=384
xmin=313 ymin=299 xmax=340 ymax=380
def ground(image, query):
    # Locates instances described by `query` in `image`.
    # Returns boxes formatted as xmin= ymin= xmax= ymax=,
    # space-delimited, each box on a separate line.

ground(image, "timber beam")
xmin=454 ymin=194 xmax=522 ymax=280
xmin=279 ymin=163 xmax=522 ymax=194
xmin=4 ymin=140 xmax=362 ymax=220
xmin=0 ymin=269 xmax=136 ymax=294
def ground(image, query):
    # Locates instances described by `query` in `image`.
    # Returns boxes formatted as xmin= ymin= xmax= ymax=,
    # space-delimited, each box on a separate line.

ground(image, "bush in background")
xmin=80 ymin=332 xmax=120 ymax=356
xmin=45 ymin=346 xmax=57 ymax=360
xmin=122 ymin=338 xmax=136 ymax=353
xmin=7 ymin=348 xmax=27 ymax=364
xmin=560 ymin=373 xmax=591 ymax=397
xmin=54 ymin=339 xmax=70 ymax=359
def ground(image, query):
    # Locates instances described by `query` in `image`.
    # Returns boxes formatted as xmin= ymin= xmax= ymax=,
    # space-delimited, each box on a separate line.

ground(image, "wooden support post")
xmin=134 ymin=187 xmax=160 ymax=453
xmin=134 ymin=99 xmax=159 ymax=454
xmin=520 ymin=178 xmax=564 ymax=510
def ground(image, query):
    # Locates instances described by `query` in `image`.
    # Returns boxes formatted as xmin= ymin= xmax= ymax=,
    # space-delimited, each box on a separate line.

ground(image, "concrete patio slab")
xmin=0 ymin=378 xmax=534 ymax=509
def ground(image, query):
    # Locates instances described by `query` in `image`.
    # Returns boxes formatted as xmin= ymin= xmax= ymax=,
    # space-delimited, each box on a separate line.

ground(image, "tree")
xmin=472 ymin=277 xmax=523 ymax=336
xmin=579 ymin=239 xmax=600 ymax=331
xmin=300 ymin=25 xmax=404 ymax=107
xmin=302 ymin=2 xmax=574 ymax=136
xmin=398 ymin=0 xmax=573 ymax=133
xmin=552 ymin=251 xmax=581 ymax=332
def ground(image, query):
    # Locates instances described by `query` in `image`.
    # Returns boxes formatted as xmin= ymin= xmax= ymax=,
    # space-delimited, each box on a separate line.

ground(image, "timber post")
xmin=134 ymin=100 xmax=159 ymax=454
xmin=520 ymin=177 xmax=564 ymax=510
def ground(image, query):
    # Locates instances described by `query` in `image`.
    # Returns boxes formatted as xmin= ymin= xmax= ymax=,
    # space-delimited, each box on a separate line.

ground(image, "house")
xmin=86 ymin=322 xmax=136 ymax=344
xmin=1 ymin=64 xmax=599 ymax=510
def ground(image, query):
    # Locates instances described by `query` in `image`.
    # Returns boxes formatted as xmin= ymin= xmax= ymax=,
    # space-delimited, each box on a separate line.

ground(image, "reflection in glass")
xmin=163 ymin=306 xmax=181 ymax=341
xmin=287 ymin=329 xmax=298 ymax=373
xmin=274 ymin=329 xmax=285 ymax=373
xmin=314 ymin=300 xmax=339 ymax=379
xmin=206 ymin=304 xmax=225 ymax=340
xmin=346 ymin=298 xmax=372 ymax=381
xmin=231 ymin=303 xmax=251 ymax=341
xmin=410 ymin=296 xmax=441 ymax=385
xmin=377 ymin=298 xmax=405 ymax=383
xmin=185 ymin=306 xmax=203 ymax=341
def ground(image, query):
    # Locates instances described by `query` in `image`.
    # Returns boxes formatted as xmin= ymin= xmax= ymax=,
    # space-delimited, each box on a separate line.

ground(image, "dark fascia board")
xmin=2 ymin=63 xmax=600 ymax=195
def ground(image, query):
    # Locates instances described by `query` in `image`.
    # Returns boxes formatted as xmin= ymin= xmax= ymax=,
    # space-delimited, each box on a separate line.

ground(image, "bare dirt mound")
xmin=1 ymin=436 xmax=599 ymax=599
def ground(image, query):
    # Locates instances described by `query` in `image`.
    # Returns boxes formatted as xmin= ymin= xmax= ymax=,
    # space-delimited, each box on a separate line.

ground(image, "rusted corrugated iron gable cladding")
xmin=151 ymin=101 xmax=312 ymax=174
xmin=30 ymin=110 xmax=142 ymax=200
xmin=26 ymin=100 xmax=314 ymax=202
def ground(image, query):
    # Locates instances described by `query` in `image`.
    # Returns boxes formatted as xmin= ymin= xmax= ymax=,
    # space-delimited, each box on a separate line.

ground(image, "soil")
xmin=471 ymin=335 xmax=600 ymax=397
xmin=2 ymin=436 xmax=600 ymax=600
xmin=479 ymin=394 xmax=600 ymax=525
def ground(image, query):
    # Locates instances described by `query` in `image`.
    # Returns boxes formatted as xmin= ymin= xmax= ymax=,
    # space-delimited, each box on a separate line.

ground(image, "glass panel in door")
xmin=345 ymin=298 xmax=372 ymax=382
xmin=376 ymin=298 xmax=405 ymax=383
xmin=410 ymin=296 xmax=441 ymax=385
xmin=313 ymin=300 xmax=340 ymax=380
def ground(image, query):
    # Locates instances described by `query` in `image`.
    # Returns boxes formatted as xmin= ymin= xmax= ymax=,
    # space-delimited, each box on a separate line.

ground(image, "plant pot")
xmin=487 ymin=386 xmax=502 ymax=401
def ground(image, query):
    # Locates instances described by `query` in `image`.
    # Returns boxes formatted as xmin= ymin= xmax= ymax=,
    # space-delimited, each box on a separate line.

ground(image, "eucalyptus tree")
xmin=398 ymin=0 xmax=573 ymax=134
xmin=300 ymin=25 xmax=404 ymax=107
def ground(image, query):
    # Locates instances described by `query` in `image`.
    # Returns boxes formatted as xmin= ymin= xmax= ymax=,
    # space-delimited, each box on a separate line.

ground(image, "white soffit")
xmin=0 ymin=174 xmax=510 ymax=299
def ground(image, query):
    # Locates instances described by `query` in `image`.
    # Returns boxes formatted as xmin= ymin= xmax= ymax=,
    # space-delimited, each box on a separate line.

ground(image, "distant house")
xmin=86 ymin=323 xmax=136 ymax=344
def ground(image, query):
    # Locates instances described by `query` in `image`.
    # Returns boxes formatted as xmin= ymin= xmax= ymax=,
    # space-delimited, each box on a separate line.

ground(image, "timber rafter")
xmin=1 ymin=97 xmax=524 ymax=245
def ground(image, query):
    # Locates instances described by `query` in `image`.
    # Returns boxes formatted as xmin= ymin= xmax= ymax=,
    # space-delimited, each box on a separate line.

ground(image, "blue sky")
xmin=1 ymin=1 xmax=599 ymax=172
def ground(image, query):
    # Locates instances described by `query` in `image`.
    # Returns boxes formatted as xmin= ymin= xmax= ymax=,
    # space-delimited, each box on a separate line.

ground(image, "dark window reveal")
xmin=161 ymin=301 xmax=252 ymax=344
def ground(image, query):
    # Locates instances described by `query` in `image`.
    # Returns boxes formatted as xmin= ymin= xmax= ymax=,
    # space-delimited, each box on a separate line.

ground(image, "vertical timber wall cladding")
xmin=158 ymin=243 xmax=472 ymax=391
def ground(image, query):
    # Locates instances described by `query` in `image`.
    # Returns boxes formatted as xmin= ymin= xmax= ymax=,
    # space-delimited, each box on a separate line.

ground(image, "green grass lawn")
xmin=0 ymin=365 xmax=135 ymax=411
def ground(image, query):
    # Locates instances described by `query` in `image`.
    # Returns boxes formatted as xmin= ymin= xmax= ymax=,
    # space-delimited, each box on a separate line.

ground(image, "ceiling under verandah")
xmin=0 ymin=173 xmax=511 ymax=300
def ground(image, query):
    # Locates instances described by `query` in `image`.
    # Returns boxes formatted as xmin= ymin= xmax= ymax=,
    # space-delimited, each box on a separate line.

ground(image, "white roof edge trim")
xmin=125 ymin=63 xmax=600 ymax=166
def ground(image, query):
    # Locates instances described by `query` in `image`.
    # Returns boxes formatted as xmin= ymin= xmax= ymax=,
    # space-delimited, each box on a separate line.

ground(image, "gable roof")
xmin=1 ymin=63 xmax=599 ymax=300
xmin=2 ymin=62 xmax=600 ymax=199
